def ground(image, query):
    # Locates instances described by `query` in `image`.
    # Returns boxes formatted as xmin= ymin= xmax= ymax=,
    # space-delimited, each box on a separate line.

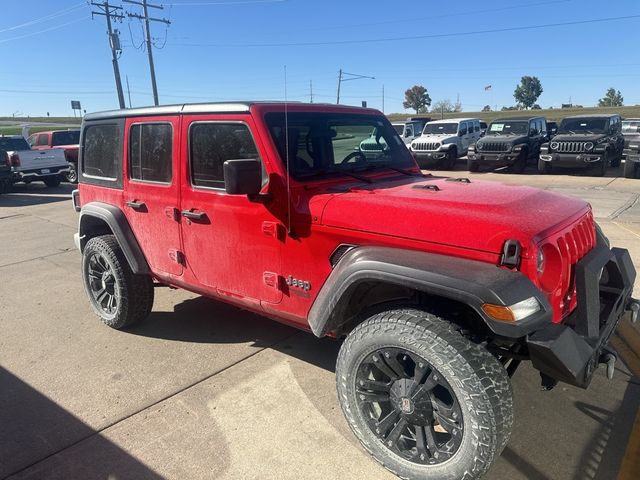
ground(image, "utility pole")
xmin=310 ymin=80 xmax=313 ymax=103
xmin=126 ymin=75 xmax=132 ymax=108
xmin=382 ymin=84 xmax=385 ymax=113
xmin=91 ymin=1 xmax=126 ymax=109
xmin=124 ymin=0 xmax=170 ymax=106
xmin=336 ymin=69 xmax=375 ymax=104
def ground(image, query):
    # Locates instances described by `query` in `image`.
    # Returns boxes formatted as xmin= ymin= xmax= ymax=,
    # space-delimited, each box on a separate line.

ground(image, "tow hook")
xmin=599 ymin=347 xmax=617 ymax=380
xmin=628 ymin=298 xmax=639 ymax=324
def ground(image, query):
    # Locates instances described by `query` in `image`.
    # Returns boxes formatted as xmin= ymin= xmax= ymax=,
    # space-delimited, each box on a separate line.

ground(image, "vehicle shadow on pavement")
xmin=126 ymin=295 xmax=299 ymax=348
xmin=0 ymin=367 xmax=163 ymax=480
xmin=1 ymin=184 xmax=74 ymax=208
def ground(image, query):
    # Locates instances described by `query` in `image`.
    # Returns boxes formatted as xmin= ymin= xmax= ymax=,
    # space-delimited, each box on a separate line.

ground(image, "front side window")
xmin=190 ymin=122 xmax=260 ymax=189
xmin=129 ymin=123 xmax=172 ymax=183
xmin=83 ymin=123 xmax=121 ymax=179
xmin=622 ymin=120 xmax=640 ymax=134
xmin=36 ymin=134 xmax=49 ymax=146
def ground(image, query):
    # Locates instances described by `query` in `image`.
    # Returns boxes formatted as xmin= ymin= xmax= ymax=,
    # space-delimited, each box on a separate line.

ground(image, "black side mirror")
xmin=224 ymin=159 xmax=262 ymax=196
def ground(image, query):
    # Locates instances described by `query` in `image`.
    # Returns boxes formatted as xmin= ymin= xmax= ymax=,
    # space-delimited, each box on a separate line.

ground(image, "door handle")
xmin=181 ymin=209 xmax=207 ymax=221
xmin=126 ymin=200 xmax=146 ymax=210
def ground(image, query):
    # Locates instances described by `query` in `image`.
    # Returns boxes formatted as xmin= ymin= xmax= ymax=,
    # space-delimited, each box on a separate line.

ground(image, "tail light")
xmin=9 ymin=153 xmax=20 ymax=167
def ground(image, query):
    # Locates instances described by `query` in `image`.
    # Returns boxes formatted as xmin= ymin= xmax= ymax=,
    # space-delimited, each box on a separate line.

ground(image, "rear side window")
xmin=52 ymin=130 xmax=80 ymax=146
xmin=189 ymin=122 xmax=260 ymax=189
xmin=82 ymin=123 xmax=122 ymax=182
xmin=129 ymin=123 xmax=172 ymax=183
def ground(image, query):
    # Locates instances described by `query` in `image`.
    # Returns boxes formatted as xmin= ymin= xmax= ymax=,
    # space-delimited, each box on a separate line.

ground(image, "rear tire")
xmin=43 ymin=176 xmax=60 ymax=187
xmin=336 ymin=308 xmax=513 ymax=480
xmin=82 ymin=235 xmax=154 ymax=329
xmin=467 ymin=157 xmax=479 ymax=172
xmin=66 ymin=162 xmax=78 ymax=184
xmin=624 ymin=159 xmax=638 ymax=179
xmin=537 ymin=158 xmax=552 ymax=174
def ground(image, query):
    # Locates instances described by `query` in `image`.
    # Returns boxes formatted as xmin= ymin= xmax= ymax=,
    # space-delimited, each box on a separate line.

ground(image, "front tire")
xmin=43 ymin=176 xmax=60 ymax=187
xmin=441 ymin=148 xmax=457 ymax=170
xmin=537 ymin=158 xmax=552 ymax=174
xmin=624 ymin=159 xmax=638 ymax=179
xmin=592 ymin=150 xmax=608 ymax=177
xmin=510 ymin=150 xmax=527 ymax=174
xmin=467 ymin=157 xmax=479 ymax=172
xmin=82 ymin=235 xmax=154 ymax=329
xmin=336 ymin=309 xmax=513 ymax=480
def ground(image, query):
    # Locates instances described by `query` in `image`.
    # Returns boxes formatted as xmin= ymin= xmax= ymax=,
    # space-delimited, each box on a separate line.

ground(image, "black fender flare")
xmin=308 ymin=246 xmax=552 ymax=338
xmin=78 ymin=202 xmax=150 ymax=275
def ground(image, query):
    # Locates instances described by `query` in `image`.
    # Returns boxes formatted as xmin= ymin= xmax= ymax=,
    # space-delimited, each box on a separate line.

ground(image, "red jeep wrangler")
xmin=73 ymin=102 xmax=638 ymax=480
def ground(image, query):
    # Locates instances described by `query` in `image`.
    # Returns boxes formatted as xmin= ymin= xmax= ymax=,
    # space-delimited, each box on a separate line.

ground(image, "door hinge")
xmin=165 ymin=207 xmax=180 ymax=222
xmin=169 ymin=249 xmax=185 ymax=265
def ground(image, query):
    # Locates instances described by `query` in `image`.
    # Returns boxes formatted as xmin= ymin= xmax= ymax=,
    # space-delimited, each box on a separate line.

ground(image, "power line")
xmin=124 ymin=0 xmax=171 ymax=106
xmin=172 ymin=13 xmax=640 ymax=47
xmin=0 ymin=2 xmax=85 ymax=34
xmin=165 ymin=0 xmax=287 ymax=5
xmin=0 ymin=17 xmax=88 ymax=44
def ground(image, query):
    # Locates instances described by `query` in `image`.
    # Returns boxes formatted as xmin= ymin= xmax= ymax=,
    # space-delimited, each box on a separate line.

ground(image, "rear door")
xmin=123 ymin=116 xmax=183 ymax=277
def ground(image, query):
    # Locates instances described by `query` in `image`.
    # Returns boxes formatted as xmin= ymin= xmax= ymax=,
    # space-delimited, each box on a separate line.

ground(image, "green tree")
xmin=403 ymin=85 xmax=432 ymax=114
xmin=598 ymin=88 xmax=624 ymax=107
xmin=513 ymin=76 xmax=543 ymax=109
xmin=482 ymin=105 xmax=492 ymax=112
xmin=432 ymin=99 xmax=456 ymax=114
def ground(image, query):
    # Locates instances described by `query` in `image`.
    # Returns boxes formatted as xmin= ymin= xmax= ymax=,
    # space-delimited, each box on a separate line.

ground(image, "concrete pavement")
xmin=1 ymin=169 xmax=639 ymax=480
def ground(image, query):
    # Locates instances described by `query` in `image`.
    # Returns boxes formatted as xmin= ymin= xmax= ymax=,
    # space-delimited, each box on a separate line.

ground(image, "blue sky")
xmin=1 ymin=0 xmax=639 ymax=116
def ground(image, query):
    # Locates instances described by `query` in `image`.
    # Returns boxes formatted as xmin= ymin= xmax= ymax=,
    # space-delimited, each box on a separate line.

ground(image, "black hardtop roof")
xmin=82 ymin=101 xmax=377 ymax=122
xmin=563 ymin=114 xmax=620 ymax=120
xmin=491 ymin=116 xmax=545 ymax=122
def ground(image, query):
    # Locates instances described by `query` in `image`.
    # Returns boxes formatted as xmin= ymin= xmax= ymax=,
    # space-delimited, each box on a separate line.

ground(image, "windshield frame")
xmin=264 ymin=112 xmax=416 ymax=182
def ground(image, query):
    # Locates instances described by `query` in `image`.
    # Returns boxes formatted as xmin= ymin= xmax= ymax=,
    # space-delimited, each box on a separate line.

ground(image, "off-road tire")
xmin=82 ymin=235 xmax=154 ymax=329
xmin=537 ymin=158 xmax=552 ymax=174
xmin=624 ymin=159 xmax=638 ymax=179
xmin=510 ymin=150 xmax=527 ymax=174
xmin=466 ymin=158 xmax=479 ymax=172
xmin=43 ymin=176 xmax=60 ymax=188
xmin=441 ymin=148 xmax=457 ymax=170
xmin=66 ymin=162 xmax=78 ymax=184
xmin=592 ymin=150 xmax=608 ymax=177
xmin=611 ymin=150 xmax=621 ymax=168
xmin=336 ymin=309 xmax=513 ymax=480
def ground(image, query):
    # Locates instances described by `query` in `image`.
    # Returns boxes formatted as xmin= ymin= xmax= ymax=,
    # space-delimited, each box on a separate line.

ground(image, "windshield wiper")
xmin=365 ymin=163 xmax=415 ymax=176
xmin=325 ymin=168 xmax=373 ymax=183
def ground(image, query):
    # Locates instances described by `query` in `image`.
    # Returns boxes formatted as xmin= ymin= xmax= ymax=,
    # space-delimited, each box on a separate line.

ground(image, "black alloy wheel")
xmin=86 ymin=250 xmax=119 ymax=317
xmin=355 ymin=347 xmax=464 ymax=465
xmin=66 ymin=162 xmax=78 ymax=183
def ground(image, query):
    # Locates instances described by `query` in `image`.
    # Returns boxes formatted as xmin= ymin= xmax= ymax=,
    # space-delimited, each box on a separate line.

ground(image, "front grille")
xmin=413 ymin=142 xmax=440 ymax=151
xmin=360 ymin=143 xmax=382 ymax=151
xmin=551 ymin=141 xmax=589 ymax=153
xmin=480 ymin=142 xmax=510 ymax=152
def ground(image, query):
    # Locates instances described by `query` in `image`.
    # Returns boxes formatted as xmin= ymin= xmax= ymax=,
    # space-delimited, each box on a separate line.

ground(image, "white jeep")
xmin=411 ymin=118 xmax=481 ymax=169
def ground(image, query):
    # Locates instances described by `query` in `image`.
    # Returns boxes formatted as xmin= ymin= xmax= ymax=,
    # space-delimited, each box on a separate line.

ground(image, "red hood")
xmin=315 ymin=176 xmax=590 ymax=255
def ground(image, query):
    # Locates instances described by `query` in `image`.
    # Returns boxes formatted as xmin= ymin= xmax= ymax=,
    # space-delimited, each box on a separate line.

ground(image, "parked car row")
xmin=0 ymin=128 xmax=81 ymax=190
xmin=402 ymin=113 xmax=638 ymax=177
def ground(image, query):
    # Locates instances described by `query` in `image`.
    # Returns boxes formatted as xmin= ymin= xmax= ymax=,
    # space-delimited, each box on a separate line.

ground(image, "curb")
xmin=611 ymin=318 xmax=640 ymax=480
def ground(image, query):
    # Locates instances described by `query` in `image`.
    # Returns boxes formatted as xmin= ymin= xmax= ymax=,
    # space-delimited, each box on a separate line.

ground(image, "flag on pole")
xmin=484 ymin=85 xmax=492 ymax=91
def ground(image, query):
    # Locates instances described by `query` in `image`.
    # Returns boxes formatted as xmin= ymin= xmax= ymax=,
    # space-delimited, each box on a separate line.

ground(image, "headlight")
xmin=584 ymin=142 xmax=594 ymax=151
xmin=476 ymin=143 xmax=483 ymax=151
xmin=550 ymin=141 xmax=559 ymax=150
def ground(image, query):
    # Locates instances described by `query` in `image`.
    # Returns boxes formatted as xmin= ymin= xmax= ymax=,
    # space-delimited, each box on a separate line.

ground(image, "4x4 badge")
xmin=285 ymin=275 xmax=311 ymax=291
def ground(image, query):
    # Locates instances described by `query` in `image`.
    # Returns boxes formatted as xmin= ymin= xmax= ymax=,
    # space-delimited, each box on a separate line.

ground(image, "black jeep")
xmin=538 ymin=114 xmax=623 ymax=176
xmin=467 ymin=116 xmax=547 ymax=173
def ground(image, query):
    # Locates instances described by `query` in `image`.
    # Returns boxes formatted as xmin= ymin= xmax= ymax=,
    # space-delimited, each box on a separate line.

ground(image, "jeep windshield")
xmin=265 ymin=112 xmax=415 ymax=180
xmin=423 ymin=123 xmax=458 ymax=135
xmin=52 ymin=130 xmax=80 ymax=146
xmin=488 ymin=121 xmax=528 ymax=135
xmin=392 ymin=124 xmax=404 ymax=135
xmin=559 ymin=118 xmax=607 ymax=134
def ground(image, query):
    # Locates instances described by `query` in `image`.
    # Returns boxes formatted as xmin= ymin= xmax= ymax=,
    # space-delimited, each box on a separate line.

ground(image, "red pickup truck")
xmin=28 ymin=129 xmax=80 ymax=183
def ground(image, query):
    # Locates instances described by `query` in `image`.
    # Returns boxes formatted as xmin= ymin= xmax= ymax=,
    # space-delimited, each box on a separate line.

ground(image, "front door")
xmin=179 ymin=115 xmax=282 ymax=304
xmin=123 ymin=116 xmax=183 ymax=277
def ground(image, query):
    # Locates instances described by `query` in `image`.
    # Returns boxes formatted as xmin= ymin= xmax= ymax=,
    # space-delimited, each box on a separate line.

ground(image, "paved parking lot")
xmin=1 ymin=165 xmax=639 ymax=480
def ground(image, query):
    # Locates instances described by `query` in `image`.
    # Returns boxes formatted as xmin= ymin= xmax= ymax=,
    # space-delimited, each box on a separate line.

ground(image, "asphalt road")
xmin=1 ymin=165 xmax=639 ymax=480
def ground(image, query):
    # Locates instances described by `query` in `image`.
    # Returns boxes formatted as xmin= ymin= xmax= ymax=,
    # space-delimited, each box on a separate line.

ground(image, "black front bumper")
xmin=527 ymin=240 xmax=636 ymax=388
xmin=538 ymin=152 xmax=603 ymax=168
xmin=468 ymin=152 xmax=519 ymax=167
xmin=414 ymin=151 xmax=448 ymax=166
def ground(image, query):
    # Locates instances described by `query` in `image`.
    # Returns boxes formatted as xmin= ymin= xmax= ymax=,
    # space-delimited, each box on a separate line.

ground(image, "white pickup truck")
xmin=0 ymin=135 xmax=69 ymax=187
